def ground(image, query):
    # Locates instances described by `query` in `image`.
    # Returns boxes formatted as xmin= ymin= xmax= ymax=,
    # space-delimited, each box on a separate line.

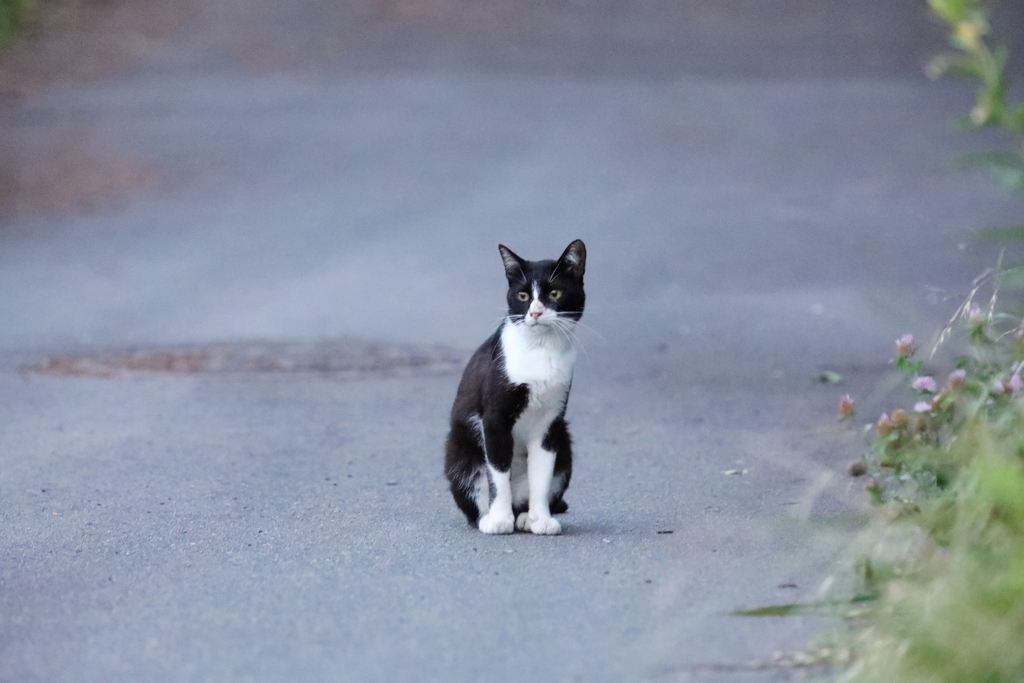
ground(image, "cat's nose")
xmin=530 ymin=310 xmax=542 ymax=320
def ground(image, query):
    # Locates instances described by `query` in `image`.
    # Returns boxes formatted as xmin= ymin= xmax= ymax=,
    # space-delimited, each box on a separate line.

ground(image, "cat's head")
xmin=498 ymin=240 xmax=586 ymax=330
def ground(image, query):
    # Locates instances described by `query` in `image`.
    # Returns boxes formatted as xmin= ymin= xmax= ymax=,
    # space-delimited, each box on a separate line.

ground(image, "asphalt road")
xmin=2 ymin=1 xmax=1023 ymax=681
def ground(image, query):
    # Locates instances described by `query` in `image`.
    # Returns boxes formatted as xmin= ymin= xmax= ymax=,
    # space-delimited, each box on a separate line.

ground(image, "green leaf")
xmin=929 ymin=0 xmax=979 ymax=24
xmin=731 ymin=594 xmax=877 ymax=617
xmin=897 ymin=358 xmax=925 ymax=373
xmin=949 ymin=151 xmax=1024 ymax=191
xmin=0 ymin=0 xmax=34 ymax=47
xmin=949 ymin=150 xmax=1024 ymax=171
xmin=997 ymin=265 xmax=1024 ymax=290
xmin=974 ymin=225 xmax=1024 ymax=241
xmin=1007 ymin=103 xmax=1024 ymax=135
xmin=955 ymin=114 xmax=981 ymax=129
xmin=994 ymin=167 xmax=1024 ymax=193
xmin=927 ymin=53 xmax=984 ymax=79
xmin=732 ymin=603 xmax=803 ymax=617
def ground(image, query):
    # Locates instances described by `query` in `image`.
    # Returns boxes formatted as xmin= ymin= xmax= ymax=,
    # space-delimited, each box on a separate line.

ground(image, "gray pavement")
xmin=2 ymin=2 xmax=1024 ymax=682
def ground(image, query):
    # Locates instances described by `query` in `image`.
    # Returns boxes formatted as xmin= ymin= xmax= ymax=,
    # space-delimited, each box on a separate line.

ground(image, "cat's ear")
xmin=556 ymin=239 xmax=586 ymax=279
xmin=498 ymin=244 xmax=527 ymax=281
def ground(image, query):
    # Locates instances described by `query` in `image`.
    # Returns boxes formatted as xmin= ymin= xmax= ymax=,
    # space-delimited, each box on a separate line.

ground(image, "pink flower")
xmin=911 ymin=376 xmax=937 ymax=393
xmin=914 ymin=401 xmax=933 ymax=413
xmin=968 ymin=304 xmax=986 ymax=330
xmin=895 ymin=334 xmax=916 ymax=359
xmin=838 ymin=395 xmax=857 ymax=419
xmin=1010 ymin=373 xmax=1023 ymax=396
xmin=876 ymin=413 xmax=896 ymax=437
xmin=947 ymin=369 xmax=967 ymax=389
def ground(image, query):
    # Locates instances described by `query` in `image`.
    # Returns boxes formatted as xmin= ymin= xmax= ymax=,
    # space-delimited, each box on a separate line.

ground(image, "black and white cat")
xmin=445 ymin=240 xmax=586 ymax=535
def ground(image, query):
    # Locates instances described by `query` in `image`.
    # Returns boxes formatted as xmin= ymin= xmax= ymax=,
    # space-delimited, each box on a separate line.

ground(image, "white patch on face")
xmin=525 ymin=282 xmax=546 ymax=326
xmin=526 ymin=301 xmax=546 ymax=325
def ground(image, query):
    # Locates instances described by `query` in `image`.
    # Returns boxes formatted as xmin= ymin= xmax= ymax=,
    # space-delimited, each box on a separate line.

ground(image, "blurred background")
xmin=3 ymin=0 xmax=1024 ymax=84
xmin=3 ymin=3 xmax=1024 ymax=681
xmin=1 ymin=0 xmax=1023 ymax=359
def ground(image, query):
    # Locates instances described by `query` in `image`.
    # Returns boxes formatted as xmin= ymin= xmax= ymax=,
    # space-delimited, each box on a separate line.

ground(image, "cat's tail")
xmin=444 ymin=423 xmax=489 ymax=525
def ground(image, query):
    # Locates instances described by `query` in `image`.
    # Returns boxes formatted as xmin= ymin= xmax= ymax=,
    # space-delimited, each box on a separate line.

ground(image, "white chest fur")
xmin=500 ymin=321 xmax=576 ymax=390
xmin=501 ymin=321 xmax=576 ymax=453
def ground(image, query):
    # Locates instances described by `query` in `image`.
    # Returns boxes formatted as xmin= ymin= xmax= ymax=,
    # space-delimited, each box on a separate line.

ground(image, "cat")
xmin=444 ymin=240 xmax=586 ymax=535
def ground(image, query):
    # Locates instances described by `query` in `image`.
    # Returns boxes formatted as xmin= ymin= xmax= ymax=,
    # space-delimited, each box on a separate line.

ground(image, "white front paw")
xmin=478 ymin=511 xmax=515 ymax=534
xmin=527 ymin=516 xmax=561 ymax=535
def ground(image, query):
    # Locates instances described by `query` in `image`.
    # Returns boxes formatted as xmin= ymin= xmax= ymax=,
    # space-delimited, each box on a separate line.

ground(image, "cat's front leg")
xmin=520 ymin=444 xmax=561 ymax=535
xmin=477 ymin=407 xmax=520 ymax=534
xmin=477 ymin=464 xmax=515 ymax=534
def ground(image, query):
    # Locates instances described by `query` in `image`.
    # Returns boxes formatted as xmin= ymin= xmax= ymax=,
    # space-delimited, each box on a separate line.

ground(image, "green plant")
xmin=832 ymin=271 xmax=1024 ymax=682
xmin=0 ymin=0 xmax=33 ymax=48
xmin=819 ymin=4 xmax=1024 ymax=679
xmin=928 ymin=0 xmax=1024 ymax=195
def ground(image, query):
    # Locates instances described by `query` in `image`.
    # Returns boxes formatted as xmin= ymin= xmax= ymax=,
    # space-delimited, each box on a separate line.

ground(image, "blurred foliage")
xmin=0 ymin=0 xmax=33 ymax=47
xmin=827 ymin=6 xmax=1024 ymax=678
xmin=834 ymin=272 xmax=1024 ymax=682
xmin=927 ymin=0 xmax=1024 ymax=194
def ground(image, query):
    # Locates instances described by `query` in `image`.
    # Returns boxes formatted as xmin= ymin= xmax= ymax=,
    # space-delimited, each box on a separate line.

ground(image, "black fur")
xmin=499 ymin=241 xmax=586 ymax=323
xmin=444 ymin=240 xmax=586 ymax=527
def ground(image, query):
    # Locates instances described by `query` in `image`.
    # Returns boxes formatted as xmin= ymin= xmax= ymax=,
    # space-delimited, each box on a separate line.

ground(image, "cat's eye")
xmin=548 ymin=290 xmax=563 ymax=301
xmin=517 ymin=291 xmax=530 ymax=302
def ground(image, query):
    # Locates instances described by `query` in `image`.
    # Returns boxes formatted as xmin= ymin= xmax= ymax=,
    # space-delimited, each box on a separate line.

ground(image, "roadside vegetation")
xmin=0 ymin=0 xmax=33 ymax=47
xmin=838 ymin=303 xmax=1024 ymax=681
xmin=822 ymin=1 xmax=1024 ymax=680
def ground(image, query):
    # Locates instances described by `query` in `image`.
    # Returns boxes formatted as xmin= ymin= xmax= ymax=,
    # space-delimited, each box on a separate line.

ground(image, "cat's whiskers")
xmin=502 ymin=313 xmax=526 ymax=328
xmin=545 ymin=316 xmax=574 ymax=349
xmin=499 ymin=310 xmax=591 ymax=361
xmin=554 ymin=319 xmax=583 ymax=348
xmin=501 ymin=310 xmax=578 ymax=352
xmin=545 ymin=316 xmax=590 ymax=362
xmin=556 ymin=313 xmax=605 ymax=344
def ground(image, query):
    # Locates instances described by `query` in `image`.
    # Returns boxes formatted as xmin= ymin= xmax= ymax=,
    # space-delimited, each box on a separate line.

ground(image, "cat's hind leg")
xmin=511 ymin=450 xmax=531 ymax=530
xmin=547 ymin=416 xmax=573 ymax=516
xmin=444 ymin=419 xmax=489 ymax=525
